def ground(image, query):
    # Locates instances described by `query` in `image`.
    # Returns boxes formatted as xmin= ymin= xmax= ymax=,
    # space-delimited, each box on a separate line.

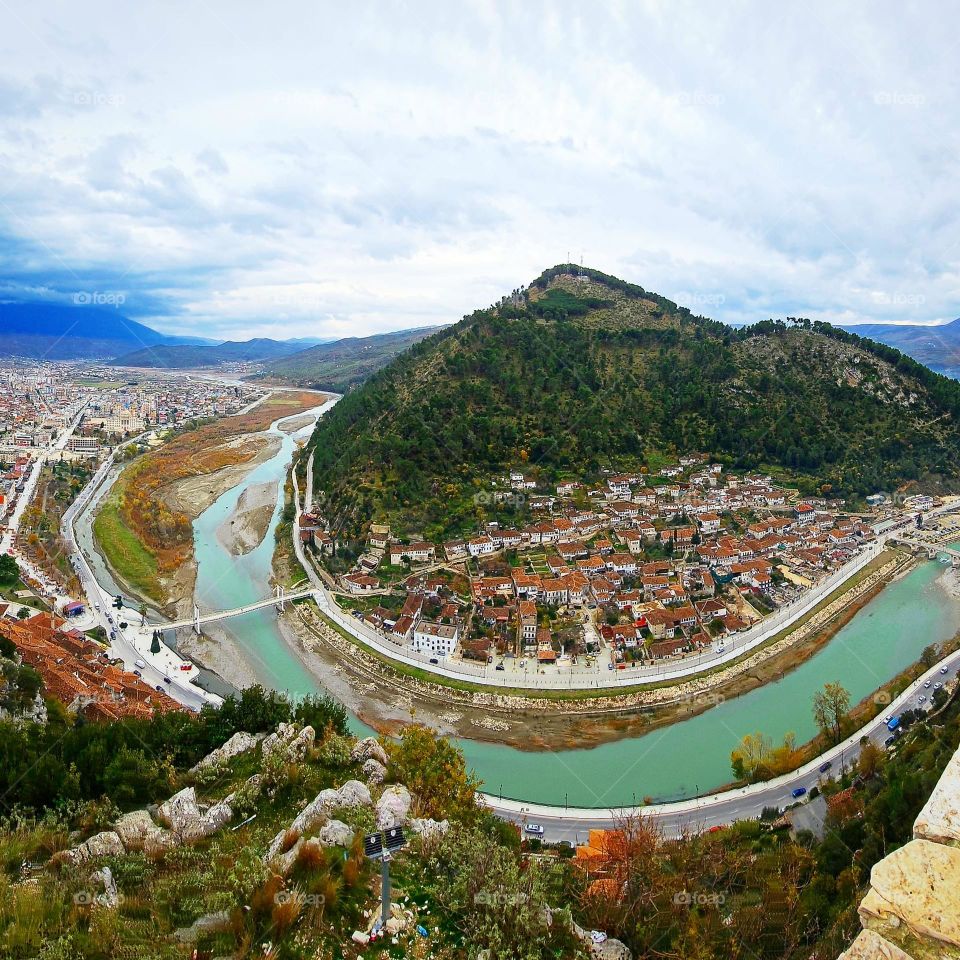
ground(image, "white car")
xmin=524 ymin=823 xmax=545 ymax=836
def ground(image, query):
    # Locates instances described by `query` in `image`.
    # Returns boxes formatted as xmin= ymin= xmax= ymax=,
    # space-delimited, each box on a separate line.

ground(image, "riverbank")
xmin=271 ymin=548 xmax=914 ymax=750
xmin=90 ymin=391 xmax=321 ymax=617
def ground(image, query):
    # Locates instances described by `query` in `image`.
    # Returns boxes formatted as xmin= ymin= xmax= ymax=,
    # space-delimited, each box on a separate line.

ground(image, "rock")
xmin=318 ymin=820 xmax=353 ymax=847
xmin=262 ymin=722 xmax=315 ymax=762
xmin=143 ymin=828 xmax=179 ymax=856
xmin=351 ymin=930 xmax=370 ymax=946
xmin=363 ymin=758 xmax=387 ymax=785
xmin=61 ymin=831 xmax=125 ymax=866
xmin=336 ymin=779 xmax=372 ymax=809
xmin=189 ymin=731 xmax=265 ymax=773
xmin=157 ymin=787 xmax=203 ymax=837
xmin=914 ymin=745 xmax=960 ymax=844
xmin=351 ymin=736 xmax=389 ymax=766
xmin=376 ymin=785 xmax=411 ymax=830
xmin=203 ymin=798 xmax=234 ymax=832
xmin=859 ymin=838 xmax=960 ymax=950
xmin=174 ymin=910 xmax=232 ymax=943
xmin=410 ymin=818 xmax=449 ymax=841
xmin=90 ymin=866 xmax=119 ymax=908
xmin=593 ymin=939 xmax=632 ymax=960
xmin=838 ymin=929 xmax=916 ymax=959
xmin=274 ymin=837 xmax=306 ymax=877
xmin=113 ymin=810 xmax=156 ymax=850
xmin=289 ymin=788 xmax=338 ymax=835
xmin=385 ymin=916 xmax=403 ymax=935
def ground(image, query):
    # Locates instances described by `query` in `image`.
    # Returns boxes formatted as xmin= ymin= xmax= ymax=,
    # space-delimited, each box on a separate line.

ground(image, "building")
xmin=412 ymin=620 xmax=459 ymax=658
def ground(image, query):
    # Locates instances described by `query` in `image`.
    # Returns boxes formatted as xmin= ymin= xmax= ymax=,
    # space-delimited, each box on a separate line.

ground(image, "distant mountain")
xmin=0 ymin=302 xmax=213 ymax=360
xmin=112 ymin=338 xmax=314 ymax=368
xmin=258 ymin=327 xmax=443 ymax=392
xmin=308 ymin=265 xmax=960 ymax=540
xmin=838 ymin=319 xmax=960 ymax=378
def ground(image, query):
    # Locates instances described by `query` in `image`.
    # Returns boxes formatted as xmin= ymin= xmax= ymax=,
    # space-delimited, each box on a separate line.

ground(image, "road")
xmin=483 ymin=647 xmax=960 ymax=842
xmin=60 ymin=438 xmax=215 ymax=712
xmin=0 ymin=399 xmax=88 ymax=555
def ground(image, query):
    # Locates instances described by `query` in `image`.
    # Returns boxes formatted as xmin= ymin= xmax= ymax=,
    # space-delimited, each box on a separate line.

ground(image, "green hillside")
xmin=257 ymin=326 xmax=443 ymax=393
xmin=307 ymin=265 xmax=960 ymax=541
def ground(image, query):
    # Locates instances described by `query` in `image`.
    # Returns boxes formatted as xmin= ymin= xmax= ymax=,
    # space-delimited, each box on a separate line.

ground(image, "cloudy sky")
xmin=0 ymin=1 xmax=957 ymax=340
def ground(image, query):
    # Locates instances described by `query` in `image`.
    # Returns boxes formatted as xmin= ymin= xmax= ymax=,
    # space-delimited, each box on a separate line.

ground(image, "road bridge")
xmin=163 ymin=586 xmax=318 ymax=633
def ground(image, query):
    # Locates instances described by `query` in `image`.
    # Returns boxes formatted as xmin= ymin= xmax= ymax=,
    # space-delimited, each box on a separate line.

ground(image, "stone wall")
xmin=839 ymin=744 xmax=960 ymax=959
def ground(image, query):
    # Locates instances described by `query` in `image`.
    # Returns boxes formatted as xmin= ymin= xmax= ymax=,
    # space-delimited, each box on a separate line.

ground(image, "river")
xmin=85 ymin=402 xmax=960 ymax=808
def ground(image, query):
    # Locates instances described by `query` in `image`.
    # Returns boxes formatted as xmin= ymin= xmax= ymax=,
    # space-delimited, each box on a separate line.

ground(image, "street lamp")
xmin=363 ymin=827 xmax=407 ymax=933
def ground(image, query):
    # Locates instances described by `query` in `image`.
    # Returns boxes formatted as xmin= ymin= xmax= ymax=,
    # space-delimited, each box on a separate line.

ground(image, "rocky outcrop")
xmin=318 ymin=820 xmax=354 ymax=847
xmin=410 ymin=818 xmax=449 ymax=841
xmin=189 ymin=731 xmax=266 ymax=773
xmin=89 ymin=866 xmax=119 ymax=908
xmin=157 ymin=787 xmax=203 ymax=836
xmin=265 ymin=780 xmax=372 ymax=862
xmin=351 ymin=736 xmax=389 ymax=767
xmin=174 ymin=910 xmax=233 ymax=943
xmin=839 ymin=742 xmax=960 ymax=959
xmin=59 ymin=831 xmax=125 ymax=867
xmin=113 ymin=810 xmax=157 ymax=850
xmin=262 ymin=723 xmax=315 ymax=763
xmin=376 ymin=785 xmax=411 ymax=830
xmin=363 ymin=758 xmax=387 ymax=785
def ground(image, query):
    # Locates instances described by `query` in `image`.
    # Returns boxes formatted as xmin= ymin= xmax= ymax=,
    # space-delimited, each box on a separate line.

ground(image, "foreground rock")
xmin=351 ymin=736 xmax=389 ymax=767
xmin=410 ymin=818 xmax=449 ymax=841
xmin=59 ymin=831 xmax=125 ymax=867
xmin=190 ymin=731 xmax=266 ymax=773
xmin=376 ymin=785 xmax=411 ymax=830
xmin=113 ymin=810 xmax=157 ymax=850
xmin=262 ymin=722 xmax=315 ymax=763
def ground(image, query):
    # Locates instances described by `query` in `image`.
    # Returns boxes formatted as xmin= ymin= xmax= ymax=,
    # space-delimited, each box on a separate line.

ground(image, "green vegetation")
xmin=91 ymin=487 xmax=162 ymax=601
xmin=308 ymin=265 xmax=960 ymax=542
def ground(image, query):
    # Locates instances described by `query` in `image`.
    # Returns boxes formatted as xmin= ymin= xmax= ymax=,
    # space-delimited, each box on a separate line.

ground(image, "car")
xmin=607 ymin=662 xmax=614 ymax=670
xmin=941 ymin=667 xmax=949 ymax=675
xmin=708 ymin=825 xmax=722 ymax=833
xmin=934 ymin=682 xmax=943 ymax=690
xmin=495 ymin=663 xmax=505 ymax=671
xmin=819 ymin=761 xmax=833 ymax=773
xmin=791 ymin=787 xmax=807 ymax=799
xmin=524 ymin=823 xmax=545 ymax=836
xmin=924 ymin=680 xmax=932 ymax=688
xmin=132 ymin=670 xmax=141 ymax=677
xmin=884 ymin=735 xmax=897 ymax=747
xmin=163 ymin=677 xmax=172 ymax=684
xmin=155 ymin=685 xmax=164 ymax=692
xmin=429 ymin=658 xmax=438 ymax=665
xmin=918 ymin=695 xmax=927 ymax=703
xmin=134 ymin=659 xmax=146 ymax=669
xmin=94 ymin=603 xmax=100 ymax=611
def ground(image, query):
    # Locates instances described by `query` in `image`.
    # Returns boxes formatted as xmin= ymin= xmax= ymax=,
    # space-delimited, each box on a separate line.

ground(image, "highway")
xmin=483 ymin=647 xmax=960 ymax=843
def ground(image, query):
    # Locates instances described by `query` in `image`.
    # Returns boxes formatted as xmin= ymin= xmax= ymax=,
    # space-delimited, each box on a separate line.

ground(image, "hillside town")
xmin=308 ymin=459 xmax=923 ymax=674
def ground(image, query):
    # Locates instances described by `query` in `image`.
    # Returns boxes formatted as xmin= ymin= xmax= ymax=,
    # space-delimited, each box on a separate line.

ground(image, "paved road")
xmin=484 ymin=648 xmax=960 ymax=843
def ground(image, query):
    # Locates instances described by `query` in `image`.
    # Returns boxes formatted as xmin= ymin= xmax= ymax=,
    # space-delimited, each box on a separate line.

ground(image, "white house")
xmin=412 ymin=621 xmax=460 ymax=658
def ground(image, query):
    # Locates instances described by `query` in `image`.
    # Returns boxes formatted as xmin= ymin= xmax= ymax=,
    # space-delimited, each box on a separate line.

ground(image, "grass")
xmin=92 ymin=487 xmax=162 ymax=601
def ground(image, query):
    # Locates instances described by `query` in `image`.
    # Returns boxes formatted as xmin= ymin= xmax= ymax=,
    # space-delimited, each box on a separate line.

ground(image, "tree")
xmin=731 ymin=731 xmax=773 ymax=780
xmin=920 ymin=643 xmax=940 ymax=669
xmin=16 ymin=607 xmax=30 ymax=620
xmin=387 ymin=724 xmax=480 ymax=821
xmin=813 ymin=681 xmax=850 ymax=744
xmin=0 ymin=554 xmax=19 ymax=587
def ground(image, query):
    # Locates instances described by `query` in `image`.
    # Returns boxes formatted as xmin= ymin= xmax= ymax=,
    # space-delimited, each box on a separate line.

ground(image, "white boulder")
xmin=376 ymin=785 xmax=412 ymax=830
xmin=410 ymin=818 xmax=449 ymax=841
xmin=157 ymin=787 xmax=203 ymax=837
xmin=113 ymin=810 xmax=156 ymax=850
xmin=363 ymin=758 xmax=387 ymax=785
xmin=189 ymin=731 xmax=265 ymax=773
xmin=61 ymin=831 xmax=125 ymax=866
xmin=318 ymin=820 xmax=354 ymax=848
xmin=336 ymin=779 xmax=372 ymax=809
xmin=350 ymin=737 xmax=389 ymax=766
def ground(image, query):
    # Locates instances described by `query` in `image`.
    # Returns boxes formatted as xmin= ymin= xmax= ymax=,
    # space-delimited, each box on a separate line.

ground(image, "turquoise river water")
xmin=189 ymin=411 xmax=960 ymax=808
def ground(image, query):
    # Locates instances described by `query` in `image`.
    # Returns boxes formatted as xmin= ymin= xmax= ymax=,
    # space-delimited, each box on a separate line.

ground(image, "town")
xmin=302 ymin=459 xmax=928 ymax=679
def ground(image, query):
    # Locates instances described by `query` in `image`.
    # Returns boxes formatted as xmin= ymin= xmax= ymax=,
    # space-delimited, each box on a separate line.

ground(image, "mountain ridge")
xmin=307 ymin=264 xmax=960 ymax=542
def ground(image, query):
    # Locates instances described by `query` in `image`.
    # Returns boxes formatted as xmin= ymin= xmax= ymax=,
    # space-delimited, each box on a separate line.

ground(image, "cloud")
xmin=0 ymin=1 xmax=957 ymax=340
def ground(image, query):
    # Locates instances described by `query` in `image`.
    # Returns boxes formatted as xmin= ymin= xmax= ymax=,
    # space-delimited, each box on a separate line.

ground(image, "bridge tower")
xmin=275 ymin=584 xmax=286 ymax=612
xmin=193 ymin=602 xmax=201 ymax=635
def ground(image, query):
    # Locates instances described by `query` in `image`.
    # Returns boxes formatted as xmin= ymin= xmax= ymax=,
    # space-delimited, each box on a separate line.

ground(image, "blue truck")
xmin=886 ymin=716 xmax=901 ymax=732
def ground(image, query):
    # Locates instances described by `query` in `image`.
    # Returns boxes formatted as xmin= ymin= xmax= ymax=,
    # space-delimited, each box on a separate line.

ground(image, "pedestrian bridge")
xmin=163 ymin=586 xmax=318 ymax=633
xmin=892 ymin=536 xmax=960 ymax=563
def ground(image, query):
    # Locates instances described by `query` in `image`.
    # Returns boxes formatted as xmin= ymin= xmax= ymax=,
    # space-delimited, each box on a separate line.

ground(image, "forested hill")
xmin=307 ymin=265 xmax=960 ymax=541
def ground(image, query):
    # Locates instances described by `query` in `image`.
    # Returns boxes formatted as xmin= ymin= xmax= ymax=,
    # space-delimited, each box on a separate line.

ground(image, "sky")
xmin=0 ymin=0 xmax=958 ymax=341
